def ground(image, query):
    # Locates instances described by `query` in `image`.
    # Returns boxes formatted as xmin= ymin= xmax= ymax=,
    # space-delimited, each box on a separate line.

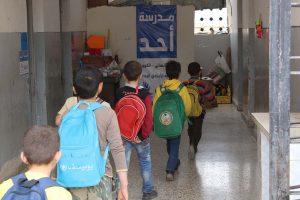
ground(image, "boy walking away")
xmin=183 ymin=62 xmax=216 ymax=160
xmin=115 ymin=61 xmax=157 ymax=200
xmin=58 ymin=67 xmax=128 ymax=200
xmin=55 ymin=69 xmax=110 ymax=126
xmin=0 ymin=125 xmax=72 ymax=200
xmin=153 ymin=60 xmax=191 ymax=181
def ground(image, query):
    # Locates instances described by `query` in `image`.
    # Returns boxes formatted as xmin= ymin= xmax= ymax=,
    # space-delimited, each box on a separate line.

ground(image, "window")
xmin=194 ymin=8 xmax=228 ymax=34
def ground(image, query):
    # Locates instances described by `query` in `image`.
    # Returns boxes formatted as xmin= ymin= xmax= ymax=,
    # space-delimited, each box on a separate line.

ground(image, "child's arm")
xmin=105 ymin=111 xmax=128 ymax=199
xmin=55 ymin=97 xmax=77 ymax=126
xmin=117 ymin=171 xmax=128 ymax=200
xmin=55 ymin=114 xmax=63 ymax=126
xmin=140 ymin=94 xmax=153 ymax=139
xmin=180 ymin=86 xmax=192 ymax=116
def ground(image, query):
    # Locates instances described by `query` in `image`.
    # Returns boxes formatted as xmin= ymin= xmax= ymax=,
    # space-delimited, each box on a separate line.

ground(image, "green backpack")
xmin=154 ymin=84 xmax=186 ymax=139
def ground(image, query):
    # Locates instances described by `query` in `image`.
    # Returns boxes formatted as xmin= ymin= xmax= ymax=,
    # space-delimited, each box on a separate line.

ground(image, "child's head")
xmin=123 ymin=60 xmax=142 ymax=82
xmin=74 ymin=67 xmax=103 ymax=99
xmin=21 ymin=126 xmax=60 ymax=167
xmin=188 ymin=62 xmax=202 ymax=77
xmin=165 ymin=60 xmax=181 ymax=80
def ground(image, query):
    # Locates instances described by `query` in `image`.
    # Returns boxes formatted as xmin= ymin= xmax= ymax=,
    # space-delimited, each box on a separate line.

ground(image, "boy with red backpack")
xmin=183 ymin=62 xmax=216 ymax=160
xmin=115 ymin=61 xmax=157 ymax=200
xmin=153 ymin=60 xmax=191 ymax=181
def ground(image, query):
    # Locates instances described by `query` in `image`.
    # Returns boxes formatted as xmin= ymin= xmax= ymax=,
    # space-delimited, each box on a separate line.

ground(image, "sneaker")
xmin=142 ymin=190 xmax=158 ymax=200
xmin=188 ymin=145 xmax=195 ymax=160
xmin=166 ymin=172 xmax=175 ymax=181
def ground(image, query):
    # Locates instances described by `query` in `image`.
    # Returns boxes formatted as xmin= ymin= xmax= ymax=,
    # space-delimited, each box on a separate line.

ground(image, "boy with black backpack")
xmin=153 ymin=60 xmax=191 ymax=181
xmin=115 ymin=61 xmax=157 ymax=200
xmin=0 ymin=125 xmax=72 ymax=200
xmin=58 ymin=67 xmax=128 ymax=200
xmin=183 ymin=62 xmax=215 ymax=160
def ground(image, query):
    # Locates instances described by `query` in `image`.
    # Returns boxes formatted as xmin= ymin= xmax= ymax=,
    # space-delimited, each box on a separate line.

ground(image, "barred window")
xmin=194 ymin=8 xmax=228 ymax=35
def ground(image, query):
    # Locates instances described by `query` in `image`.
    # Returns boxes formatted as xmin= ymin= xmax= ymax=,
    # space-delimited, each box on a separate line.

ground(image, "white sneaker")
xmin=188 ymin=145 xmax=195 ymax=160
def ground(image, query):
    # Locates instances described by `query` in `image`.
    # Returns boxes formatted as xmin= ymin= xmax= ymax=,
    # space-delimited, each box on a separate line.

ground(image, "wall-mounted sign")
xmin=137 ymin=5 xmax=177 ymax=58
xmin=19 ymin=32 xmax=29 ymax=75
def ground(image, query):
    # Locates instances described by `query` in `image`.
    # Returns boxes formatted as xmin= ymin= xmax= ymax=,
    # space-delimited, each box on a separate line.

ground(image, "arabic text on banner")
xmin=139 ymin=58 xmax=169 ymax=95
xmin=137 ymin=5 xmax=177 ymax=58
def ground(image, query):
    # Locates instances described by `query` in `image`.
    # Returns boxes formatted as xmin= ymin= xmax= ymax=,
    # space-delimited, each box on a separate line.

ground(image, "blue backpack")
xmin=57 ymin=101 xmax=110 ymax=188
xmin=3 ymin=173 xmax=60 ymax=200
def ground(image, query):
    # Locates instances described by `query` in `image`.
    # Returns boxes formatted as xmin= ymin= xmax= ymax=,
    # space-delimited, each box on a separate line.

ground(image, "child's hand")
xmin=119 ymin=184 xmax=128 ymax=200
xmin=118 ymin=190 xmax=125 ymax=200
xmin=134 ymin=137 xmax=141 ymax=144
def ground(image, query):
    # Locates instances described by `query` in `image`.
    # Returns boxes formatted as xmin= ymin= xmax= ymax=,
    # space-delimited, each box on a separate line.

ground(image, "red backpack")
xmin=114 ymin=92 xmax=146 ymax=142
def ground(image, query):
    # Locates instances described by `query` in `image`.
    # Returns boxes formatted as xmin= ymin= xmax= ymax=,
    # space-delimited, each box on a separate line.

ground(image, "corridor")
xmin=127 ymin=105 xmax=259 ymax=200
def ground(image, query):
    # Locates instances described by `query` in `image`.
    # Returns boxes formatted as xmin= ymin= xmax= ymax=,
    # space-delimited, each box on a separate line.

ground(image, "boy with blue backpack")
xmin=153 ymin=60 xmax=191 ymax=181
xmin=0 ymin=125 xmax=72 ymax=200
xmin=57 ymin=67 xmax=128 ymax=200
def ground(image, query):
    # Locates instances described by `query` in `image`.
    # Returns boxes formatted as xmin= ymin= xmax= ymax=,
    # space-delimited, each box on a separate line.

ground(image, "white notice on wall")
xmin=19 ymin=50 xmax=29 ymax=75
xmin=19 ymin=60 xmax=29 ymax=75
xmin=139 ymin=58 xmax=169 ymax=95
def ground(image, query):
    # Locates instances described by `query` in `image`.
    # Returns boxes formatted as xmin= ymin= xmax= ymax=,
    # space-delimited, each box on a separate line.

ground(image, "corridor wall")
xmin=228 ymin=0 xmax=300 ymax=116
xmin=87 ymin=5 xmax=195 ymax=82
xmin=0 ymin=0 xmax=30 ymax=168
xmin=0 ymin=0 xmax=88 ymax=170
xmin=194 ymin=34 xmax=230 ymax=75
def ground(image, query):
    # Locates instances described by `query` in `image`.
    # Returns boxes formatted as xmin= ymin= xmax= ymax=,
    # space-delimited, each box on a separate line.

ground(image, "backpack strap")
xmin=159 ymin=85 xmax=166 ymax=93
xmin=175 ymin=84 xmax=184 ymax=94
xmin=11 ymin=173 xmax=27 ymax=185
xmin=160 ymin=84 xmax=184 ymax=94
xmin=10 ymin=173 xmax=60 ymax=199
xmin=70 ymin=100 xmax=90 ymax=111
xmin=70 ymin=101 xmax=103 ymax=111
xmin=102 ymin=144 xmax=110 ymax=161
xmin=88 ymin=102 xmax=104 ymax=111
xmin=37 ymin=177 xmax=61 ymax=190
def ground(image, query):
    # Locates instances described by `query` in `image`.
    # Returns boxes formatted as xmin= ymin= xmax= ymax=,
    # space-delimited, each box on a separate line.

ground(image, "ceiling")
xmin=108 ymin=0 xmax=226 ymax=10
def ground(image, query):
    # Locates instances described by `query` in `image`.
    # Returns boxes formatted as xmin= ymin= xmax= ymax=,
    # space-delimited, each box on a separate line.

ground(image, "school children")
xmin=0 ymin=125 xmax=72 ymax=200
xmin=153 ymin=60 xmax=191 ymax=181
xmin=58 ymin=67 xmax=128 ymax=200
xmin=183 ymin=62 xmax=215 ymax=159
xmin=115 ymin=61 xmax=157 ymax=200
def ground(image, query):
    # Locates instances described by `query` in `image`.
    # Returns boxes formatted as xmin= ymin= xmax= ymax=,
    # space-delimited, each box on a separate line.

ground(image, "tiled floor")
xmin=127 ymin=105 xmax=259 ymax=200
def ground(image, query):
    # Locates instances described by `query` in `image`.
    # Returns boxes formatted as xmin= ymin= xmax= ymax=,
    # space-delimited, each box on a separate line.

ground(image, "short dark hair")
xmin=188 ymin=62 xmax=201 ymax=76
xmin=23 ymin=126 xmax=60 ymax=165
xmin=74 ymin=67 xmax=103 ymax=99
xmin=123 ymin=61 xmax=142 ymax=81
xmin=165 ymin=60 xmax=181 ymax=79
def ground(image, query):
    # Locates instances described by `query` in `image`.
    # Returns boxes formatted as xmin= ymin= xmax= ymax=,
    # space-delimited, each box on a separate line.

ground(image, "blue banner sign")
xmin=137 ymin=5 xmax=177 ymax=58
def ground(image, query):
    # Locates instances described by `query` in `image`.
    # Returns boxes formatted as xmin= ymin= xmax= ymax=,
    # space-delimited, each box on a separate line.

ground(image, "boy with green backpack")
xmin=153 ymin=60 xmax=191 ymax=181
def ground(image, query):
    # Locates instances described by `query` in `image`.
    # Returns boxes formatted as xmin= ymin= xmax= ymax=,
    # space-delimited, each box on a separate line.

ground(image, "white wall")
xmin=87 ymin=5 xmax=194 ymax=81
xmin=251 ymin=0 xmax=300 ymax=28
xmin=194 ymin=34 xmax=230 ymax=75
xmin=242 ymin=0 xmax=254 ymax=29
xmin=227 ymin=0 xmax=240 ymax=106
xmin=61 ymin=0 xmax=87 ymax=32
xmin=0 ymin=0 xmax=27 ymax=32
xmin=32 ymin=0 xmax=60 ymax=32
